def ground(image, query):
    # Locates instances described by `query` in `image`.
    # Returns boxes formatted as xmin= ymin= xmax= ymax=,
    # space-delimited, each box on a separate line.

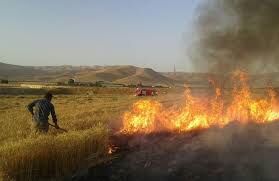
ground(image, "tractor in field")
xmin=135 ymin=88 xmax=158 ymax=96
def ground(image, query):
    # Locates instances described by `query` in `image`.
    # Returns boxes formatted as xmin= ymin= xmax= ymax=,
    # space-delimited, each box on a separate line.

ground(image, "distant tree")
xmin=137 ymin=82 xmax=143 ymax=88
xmin=57 ymin=82 xmax=65 ymax=86
xmin=67 ymin=79 xmax=75 ymax=85
xmin=95 ymin=81 xmax=103 ymax=87
xmin=155 ymin=85 xmax=167 ymax=88
xmin=128 ymin=84 xmax=136 ymax=88
xmin=88 ymin=82 xmax=95 ymax=87
xmin=1 ymin=79 xmax=8 ymax=84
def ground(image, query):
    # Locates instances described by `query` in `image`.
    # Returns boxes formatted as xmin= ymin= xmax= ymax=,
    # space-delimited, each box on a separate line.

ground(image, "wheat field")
xmin=0 ymin=93 xmax=141 ymax=180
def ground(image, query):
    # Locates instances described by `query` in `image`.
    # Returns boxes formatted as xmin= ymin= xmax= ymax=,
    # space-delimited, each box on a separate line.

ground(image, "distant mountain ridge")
xmin=2 ymin=62 xmax=279 ymax=87
xmin=0 ymin=62 xmax=178 ymax=86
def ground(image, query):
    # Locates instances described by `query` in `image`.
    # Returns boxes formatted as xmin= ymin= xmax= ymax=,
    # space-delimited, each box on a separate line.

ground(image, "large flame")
xmin=121 ymin=71 xmax=279 ymax=134
xmin=121 ymin=100 xmax=162 ymax=134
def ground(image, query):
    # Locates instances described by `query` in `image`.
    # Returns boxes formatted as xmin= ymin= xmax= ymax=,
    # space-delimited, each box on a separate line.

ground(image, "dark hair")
xmin=44 ymin=92 xmax=53 ymax=100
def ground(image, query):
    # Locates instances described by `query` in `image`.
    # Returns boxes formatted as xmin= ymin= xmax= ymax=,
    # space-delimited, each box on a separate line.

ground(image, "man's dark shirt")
xmin=27 ymin=99 xmax=57 ymax=124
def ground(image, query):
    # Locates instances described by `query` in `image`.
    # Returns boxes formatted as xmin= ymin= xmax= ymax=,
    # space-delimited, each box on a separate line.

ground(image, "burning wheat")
xmin=121 ymin=71 xmax=279 ymax=134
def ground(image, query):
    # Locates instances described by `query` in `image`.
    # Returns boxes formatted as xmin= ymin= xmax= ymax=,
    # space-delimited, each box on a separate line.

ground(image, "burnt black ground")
xmin=71 ymin=122 xmax=279 ymax=181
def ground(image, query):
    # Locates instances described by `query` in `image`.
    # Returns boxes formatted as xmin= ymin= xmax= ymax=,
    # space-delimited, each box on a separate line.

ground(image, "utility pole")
xmin=173 ymin=64 xmax=176 ymax=76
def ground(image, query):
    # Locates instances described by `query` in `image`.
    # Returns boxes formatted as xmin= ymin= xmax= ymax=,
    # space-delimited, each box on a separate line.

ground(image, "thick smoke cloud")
xmin=192 ymin=0 xmax=279 ymax=73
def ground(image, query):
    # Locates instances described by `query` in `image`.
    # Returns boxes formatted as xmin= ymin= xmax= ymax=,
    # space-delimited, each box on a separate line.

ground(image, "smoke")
xmin=85 ymin=122 xmax=279 ymax=180
xmin=191 ymin=0 xmax=279 ymax=73
xmin=197 ymin=122 xmax=279 ymax=180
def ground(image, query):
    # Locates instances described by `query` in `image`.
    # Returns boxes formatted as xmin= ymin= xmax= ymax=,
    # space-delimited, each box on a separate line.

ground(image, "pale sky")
xmin=0 ymin=0 xmax=200 ymax=72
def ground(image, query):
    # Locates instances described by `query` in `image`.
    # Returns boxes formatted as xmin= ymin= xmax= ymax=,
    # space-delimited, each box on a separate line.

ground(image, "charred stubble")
xmin=76 ymin=122 xmax=279 ymax=181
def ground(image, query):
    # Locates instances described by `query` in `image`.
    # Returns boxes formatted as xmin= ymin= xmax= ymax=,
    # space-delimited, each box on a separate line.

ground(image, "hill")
xmin=0 ymin=62 xmax=176 ymax=86
xmin=163 ymin=72 xmax=279 ymax=88
xmin=0 ymin=62 xmax=44 ymax=80
xmin=162 ymin=72 xmax=212 ymax=87
xmin=2 ymin=62 xmax=279 ymax=87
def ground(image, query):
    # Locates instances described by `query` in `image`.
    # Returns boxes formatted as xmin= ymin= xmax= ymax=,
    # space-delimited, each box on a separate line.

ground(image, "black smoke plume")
xmin=191 ymin=0 xmax=279 ymax=73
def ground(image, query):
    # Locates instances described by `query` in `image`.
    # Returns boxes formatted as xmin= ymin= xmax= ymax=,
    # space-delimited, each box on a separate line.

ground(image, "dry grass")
xmin=0 ymin=94 xmax=138 ymax=180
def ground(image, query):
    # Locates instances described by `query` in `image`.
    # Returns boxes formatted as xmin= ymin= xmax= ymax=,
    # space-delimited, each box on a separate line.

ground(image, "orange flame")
xmin=121 ymin=71 xmax=279 ymax=134
xmin=108 ymin=145 xmax=118 ymax=155
xmin=121 ymin=100 xmax=162 ymax=134
xmin=108 ymin=147 xmax=113 ymax=154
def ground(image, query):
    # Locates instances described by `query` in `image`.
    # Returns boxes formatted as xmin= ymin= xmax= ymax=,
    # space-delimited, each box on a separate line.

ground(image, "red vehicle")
xmin=135 ymin=88 xmax=158 ymax=96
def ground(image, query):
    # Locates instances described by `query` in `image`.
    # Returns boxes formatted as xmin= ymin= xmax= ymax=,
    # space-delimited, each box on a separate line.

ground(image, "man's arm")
xmin=27 ymin=100 xmax=38 ymax=115
xmin=50 ymin=104 xmax=59 ymax=128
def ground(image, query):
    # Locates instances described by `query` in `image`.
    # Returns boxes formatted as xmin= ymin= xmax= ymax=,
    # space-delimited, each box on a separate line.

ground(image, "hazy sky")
xmin=0 ymin=0 xmax=200 ymax=72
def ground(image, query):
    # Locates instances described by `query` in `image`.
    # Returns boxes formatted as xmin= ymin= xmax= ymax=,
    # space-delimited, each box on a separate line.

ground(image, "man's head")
xmin=44 ymin=92 xmax=53 ymax=101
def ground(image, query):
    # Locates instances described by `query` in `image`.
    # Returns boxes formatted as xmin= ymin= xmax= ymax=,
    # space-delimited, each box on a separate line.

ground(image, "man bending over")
xmin=27 ymin=92 xmax=59 ymax=133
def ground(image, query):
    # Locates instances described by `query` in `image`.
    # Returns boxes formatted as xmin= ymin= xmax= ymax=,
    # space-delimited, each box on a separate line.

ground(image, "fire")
xmin=121 ymin=71 xmax=279 ymax=134
xmin=121 ymin=100 xmax=162 ymax=133
xmin=108 ymin=147 xmax=113 ymax=154
xmin=108 ymin=145 xmax=118 ymax=155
